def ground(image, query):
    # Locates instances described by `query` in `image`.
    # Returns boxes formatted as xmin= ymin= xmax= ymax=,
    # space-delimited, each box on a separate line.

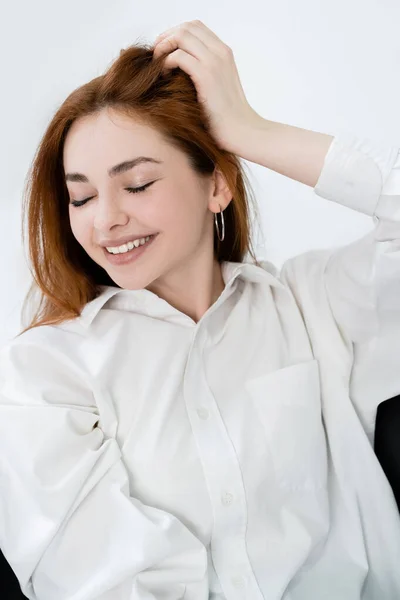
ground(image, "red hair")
xmin=17 ymin=43 xmax=262 ymax=337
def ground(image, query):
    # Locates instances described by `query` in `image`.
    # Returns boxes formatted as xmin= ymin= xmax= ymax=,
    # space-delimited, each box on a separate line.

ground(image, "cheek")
xmin=69 ymin=212 xmax=90 ymax=247
xmin=159 ymin=185 xmax=206 ymax=229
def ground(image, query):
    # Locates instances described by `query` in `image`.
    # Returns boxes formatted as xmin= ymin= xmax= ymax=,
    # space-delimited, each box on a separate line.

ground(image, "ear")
xmin=207 ymin=167 xmax=234 ymax=214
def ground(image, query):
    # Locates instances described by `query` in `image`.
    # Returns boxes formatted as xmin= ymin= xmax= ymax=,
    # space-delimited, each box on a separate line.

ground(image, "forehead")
xmin=62 ymin=109 xmax=173 ymax=169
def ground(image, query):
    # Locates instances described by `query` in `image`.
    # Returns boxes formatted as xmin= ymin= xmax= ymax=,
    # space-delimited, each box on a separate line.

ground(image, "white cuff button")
xmin=221 ymin=491 xmax=234 ymax=506
xmin=232 ymin=575 xmax=246 ymax=588
xmin=197 ymin=407 xmax=210 ymax=420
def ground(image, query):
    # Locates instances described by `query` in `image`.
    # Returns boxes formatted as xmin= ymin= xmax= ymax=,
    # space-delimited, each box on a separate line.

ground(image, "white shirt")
xmin=1 ymin=134 xmax=400 ymax=600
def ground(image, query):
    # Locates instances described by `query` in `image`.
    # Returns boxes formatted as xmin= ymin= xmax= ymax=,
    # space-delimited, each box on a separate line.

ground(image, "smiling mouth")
xmin=105 ymin=234 xmax=157 ymax=254
xmin=102 ymin=232 xmax=159 ymax=263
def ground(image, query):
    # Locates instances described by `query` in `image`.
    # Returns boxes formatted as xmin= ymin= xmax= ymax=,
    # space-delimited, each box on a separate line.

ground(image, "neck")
xmin=146 ymin=255 xmax=226 ymax=324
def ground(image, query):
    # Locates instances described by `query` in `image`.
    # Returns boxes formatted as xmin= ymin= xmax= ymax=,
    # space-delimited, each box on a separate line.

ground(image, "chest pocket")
xmin=245 ymin=359 xmax=328 ymax=491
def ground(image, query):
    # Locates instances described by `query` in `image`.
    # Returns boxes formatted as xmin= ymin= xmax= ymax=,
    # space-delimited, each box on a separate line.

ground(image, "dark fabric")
xmin=0 ymin=549 xmax=27 ymax=599
xmin=374 ymin=394 xmax=400 ymax=512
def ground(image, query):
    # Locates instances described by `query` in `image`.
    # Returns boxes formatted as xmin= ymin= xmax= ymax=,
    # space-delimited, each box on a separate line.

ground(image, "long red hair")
xmin=17 ymin=43 xmax=262 ymax=338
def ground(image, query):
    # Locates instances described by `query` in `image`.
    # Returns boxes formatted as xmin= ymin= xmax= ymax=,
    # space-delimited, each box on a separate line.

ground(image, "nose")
xmin=93 ymin=197 xmax=129 ymax=232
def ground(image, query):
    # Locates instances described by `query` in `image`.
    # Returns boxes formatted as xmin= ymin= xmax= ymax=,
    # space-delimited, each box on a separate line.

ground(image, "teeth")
xmin=106 ymin=235 xmax=152 ymax=254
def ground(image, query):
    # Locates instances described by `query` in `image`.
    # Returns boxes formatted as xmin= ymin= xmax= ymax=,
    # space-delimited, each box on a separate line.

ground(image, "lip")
xmin=103 ymin=233 xmax=158 ymax=266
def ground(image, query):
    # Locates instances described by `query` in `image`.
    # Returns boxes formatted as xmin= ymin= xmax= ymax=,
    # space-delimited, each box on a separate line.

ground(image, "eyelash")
xmin=70 ymin=181 xmax=155 ymax=208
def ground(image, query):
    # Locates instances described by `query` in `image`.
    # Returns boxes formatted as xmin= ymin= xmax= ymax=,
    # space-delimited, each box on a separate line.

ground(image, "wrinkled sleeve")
xmin=0 ymin=335 xmax=208 ymax=600
xmin=311 ymin=135 xmax=400 ymax=343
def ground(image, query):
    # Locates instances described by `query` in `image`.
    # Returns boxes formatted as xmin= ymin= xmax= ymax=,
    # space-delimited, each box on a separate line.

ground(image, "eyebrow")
xmin=65 ymin=156 xmax=163 ymax=183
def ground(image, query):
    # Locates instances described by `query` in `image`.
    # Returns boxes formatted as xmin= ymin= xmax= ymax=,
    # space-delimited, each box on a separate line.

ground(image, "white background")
xmin=1 ymin=0 xmax=400 ymax=346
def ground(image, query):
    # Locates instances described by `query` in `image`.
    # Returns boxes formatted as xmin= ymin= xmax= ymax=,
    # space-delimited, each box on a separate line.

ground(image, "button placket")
xmin=183 ymin=324 xmax=264 ymax=600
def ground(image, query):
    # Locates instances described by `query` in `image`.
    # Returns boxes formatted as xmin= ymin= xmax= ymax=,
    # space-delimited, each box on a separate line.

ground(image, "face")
xmin=63 ymin=108 xmax=231 ymax=292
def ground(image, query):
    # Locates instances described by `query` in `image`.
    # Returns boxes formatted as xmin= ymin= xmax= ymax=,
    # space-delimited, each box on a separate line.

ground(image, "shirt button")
xmin=231 ymin=575 xmax=246 ymax=588
xmin=221 ymin=491 xmax=234 ymax=506
xmin=196 ymin=407 xmax=210 ymax=420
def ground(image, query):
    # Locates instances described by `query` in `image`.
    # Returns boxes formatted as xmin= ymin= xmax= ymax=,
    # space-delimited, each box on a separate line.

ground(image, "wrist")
xmin=227 ymin=113 xmax=275 ymax=161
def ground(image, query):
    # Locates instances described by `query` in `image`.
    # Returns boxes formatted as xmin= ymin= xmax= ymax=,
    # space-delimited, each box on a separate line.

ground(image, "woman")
xmin=1 ymin=19 xmax=400 ymax=600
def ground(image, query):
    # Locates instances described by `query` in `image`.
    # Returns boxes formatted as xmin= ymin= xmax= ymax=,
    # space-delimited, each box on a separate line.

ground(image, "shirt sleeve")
xmin=0 ymin=335 xmax=208 ymax=600
xmin=310 ymin=135 xmax=400 ymax=343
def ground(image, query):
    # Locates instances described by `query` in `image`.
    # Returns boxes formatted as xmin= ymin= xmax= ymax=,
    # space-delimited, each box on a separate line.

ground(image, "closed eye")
xmin=69 ymin=181 xmax=155 ymax=208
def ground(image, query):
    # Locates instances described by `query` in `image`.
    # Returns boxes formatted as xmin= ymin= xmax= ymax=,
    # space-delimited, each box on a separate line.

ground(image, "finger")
xmin=155 ymin=20 xmax=221 ymax=45
xmin=153 ymin=28 xmax=209 ymax=63
xmin=188 ymin=20 xmax=230 ymax=47
xmin=161 ymin=48 xmax=201 ymax=84
xmin=153 ymin=20 xmax=229 ymax=59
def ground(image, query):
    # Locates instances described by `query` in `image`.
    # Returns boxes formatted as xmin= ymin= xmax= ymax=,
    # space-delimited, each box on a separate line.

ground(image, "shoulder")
xmin=0 ymin=322 xmax=94 ymax=403
xmin=2 ymin=320 xmax=80 ymax=361
xmin=278 ymin=247 xmax=334 ymax=288
xmin=270 ymin=247 xmax=341 ymax=334
xmin=254 ymin=247 xmax=335 ymax=301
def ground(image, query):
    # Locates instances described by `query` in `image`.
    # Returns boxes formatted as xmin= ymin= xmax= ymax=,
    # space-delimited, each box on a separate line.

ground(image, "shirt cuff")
xmin=314 ymin=135 xmax=400 ymax=217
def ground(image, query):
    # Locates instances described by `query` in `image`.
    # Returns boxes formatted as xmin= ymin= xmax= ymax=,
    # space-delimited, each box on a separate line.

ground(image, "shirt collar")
xmin=78 ymin=258 xmax=285 ymax=330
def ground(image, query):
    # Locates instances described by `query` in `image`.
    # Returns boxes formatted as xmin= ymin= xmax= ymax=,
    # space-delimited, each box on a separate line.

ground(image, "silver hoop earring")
xmin=214 ymin=205 xmax=225 ymax=242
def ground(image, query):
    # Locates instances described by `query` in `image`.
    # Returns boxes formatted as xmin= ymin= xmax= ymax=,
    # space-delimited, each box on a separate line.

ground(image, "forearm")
xmin=234 ymin=116 xmax=334 ymax=188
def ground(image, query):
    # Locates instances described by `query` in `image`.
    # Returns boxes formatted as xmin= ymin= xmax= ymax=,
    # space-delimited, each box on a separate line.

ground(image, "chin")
xmin=111 ymin=272 xmax=157 ymax=292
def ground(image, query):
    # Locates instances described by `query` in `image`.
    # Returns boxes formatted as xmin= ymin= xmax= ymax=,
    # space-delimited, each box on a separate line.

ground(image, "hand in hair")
xmin=152 ymin=19 xmax=261 ymax=154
